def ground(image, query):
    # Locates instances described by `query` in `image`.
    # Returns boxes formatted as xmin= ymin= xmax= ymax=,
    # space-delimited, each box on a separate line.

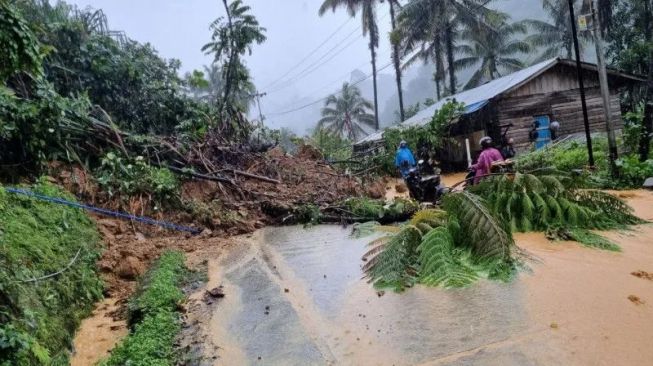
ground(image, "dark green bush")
xmin=0 ymin=180 xmax=103 ymax=365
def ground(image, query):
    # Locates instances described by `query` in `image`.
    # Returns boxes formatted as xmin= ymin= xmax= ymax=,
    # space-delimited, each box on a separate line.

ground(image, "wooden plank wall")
xmin=497 ymin=87 xmax=623 ymax=152
xmin=508 ymin=65 xmax=601 ymax=97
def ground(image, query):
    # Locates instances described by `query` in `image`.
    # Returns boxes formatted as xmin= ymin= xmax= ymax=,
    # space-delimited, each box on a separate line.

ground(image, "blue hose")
xmin=4 ymin=187 xmax=202 ymax=235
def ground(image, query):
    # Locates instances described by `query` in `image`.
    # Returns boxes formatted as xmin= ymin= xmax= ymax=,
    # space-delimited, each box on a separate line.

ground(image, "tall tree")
xmin=203 ymin=0 xmax=266 ymax=116
xmin=607 ymin=0 xmax=653 ymax=160
xmin=387 ymin=0 xmax=405 ymax=121
xmin=524 ymin=0 xmax=586 ymax=61
xmin=319 ymin=0 xmax=381 ymax=130
xmin=317 ymin=82 xmax=375 ymax=140
xmin=455 ymin=13 xmax=531 ymax=89
xmin=396 ymin=0 xmax=494 ymax=97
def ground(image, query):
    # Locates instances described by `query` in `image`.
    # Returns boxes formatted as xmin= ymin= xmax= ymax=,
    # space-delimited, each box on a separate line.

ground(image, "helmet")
xmin=479 ymin=136 xmax=492 ymax=148
xmin=399 ymin=140 xmax=407 ymax=148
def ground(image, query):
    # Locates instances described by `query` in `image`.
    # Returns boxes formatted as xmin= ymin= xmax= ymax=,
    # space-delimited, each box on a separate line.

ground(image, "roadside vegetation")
xmin=101 ymin=251 xmax=190 ymax=366
xmin=364 ymin=168 xmax=645 ymax=292
xmin=0 ymin=180 xmax=103 ymax=365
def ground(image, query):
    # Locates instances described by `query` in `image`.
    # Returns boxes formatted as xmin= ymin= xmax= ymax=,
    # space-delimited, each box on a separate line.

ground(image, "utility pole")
xmin=252 ymin=91 xmax=267 ymax=125
xmin=590 ymin=0 xmax=619 ymax=176
xmin=568 ymin=0 xmax=595 ymax=167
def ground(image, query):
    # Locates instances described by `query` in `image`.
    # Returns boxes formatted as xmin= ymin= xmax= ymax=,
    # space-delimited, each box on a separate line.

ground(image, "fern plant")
xmin=364 ymin=197 xmax=516 ymax=292
xmin=442 ymin=191 xmax=514 ymax=260
xmin=471 ymin=173 xmax=642 ymax=233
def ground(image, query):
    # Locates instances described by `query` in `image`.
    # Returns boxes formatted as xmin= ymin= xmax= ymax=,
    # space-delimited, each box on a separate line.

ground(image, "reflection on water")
xmin=210 ymin=225 xmax=562 ymax=366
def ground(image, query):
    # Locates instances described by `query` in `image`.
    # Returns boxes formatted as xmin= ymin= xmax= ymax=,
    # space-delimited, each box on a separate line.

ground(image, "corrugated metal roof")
xmin=355 ymin=57 xmax=560 ymax=145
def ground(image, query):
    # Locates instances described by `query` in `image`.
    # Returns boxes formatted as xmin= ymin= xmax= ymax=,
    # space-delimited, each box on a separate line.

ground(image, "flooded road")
xmin=197 ymin=190 xmax=653 ymax=366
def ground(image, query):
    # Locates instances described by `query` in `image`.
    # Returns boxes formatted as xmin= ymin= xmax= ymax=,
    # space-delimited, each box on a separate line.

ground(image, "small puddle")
xmin=71 ymin=298 xmax=127 ymax=366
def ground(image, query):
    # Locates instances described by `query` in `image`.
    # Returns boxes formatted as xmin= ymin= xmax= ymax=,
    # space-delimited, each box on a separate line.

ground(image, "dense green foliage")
xmin=0 ymin=1 xmax=43 ymax=81
xmin=455 ymin=12 xmax=531 ymax=89
xmin=470 ymin=172 xmax=643 ymax=233
xmin=376 ymin=101 xmax=464 ymax=174
xmin=310 ymin=128 xmax=352 ymax=161
xmin=515 ymin=137 xmax=653 ymax=188
xmin=103 ymin=251 xmax=189 ymax=366
xmin=1 ymin=0 xmax=267 ymax=175
xmin=363 ymin=193 xmax=517 ymax=292
xmin=96 ymin=152 xmax=179 ymax=208
xmin=0 ymin=181 xmax=103 ymax=365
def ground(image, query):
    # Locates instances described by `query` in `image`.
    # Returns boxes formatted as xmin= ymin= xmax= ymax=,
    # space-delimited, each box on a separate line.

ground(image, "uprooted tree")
xmin=364 ymin=170 xmax=644 ymax=292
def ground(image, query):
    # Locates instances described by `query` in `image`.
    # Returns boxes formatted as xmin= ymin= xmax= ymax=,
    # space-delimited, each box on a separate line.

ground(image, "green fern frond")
xmin=415 ymin=223 xmax=434 ymax=235
xmin=364 ymin=225 xmax=423 ymax=291
xmin=538 ymin=175 xmax=566 ymax=196
xmin=443 ymin=192 xmax=514 ymax=261
xmin=410 ymin=209 xmax=448 ymax=226
xmin=569 ymin=190 xmax=644 ymax=228
xmin=546 ymin=226 xmax=621 ymax=252
xmin=417 ymin=227 xmax=478 ymax=288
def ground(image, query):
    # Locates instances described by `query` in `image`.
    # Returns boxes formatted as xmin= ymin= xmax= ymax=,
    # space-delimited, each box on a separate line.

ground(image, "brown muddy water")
xmin=192 ymin=190 xmax=653 ymax=365
xmin=70 ymin=299 xmax=127 ymax=366
xmin=71 ymin=190 xmax=653 ymax=365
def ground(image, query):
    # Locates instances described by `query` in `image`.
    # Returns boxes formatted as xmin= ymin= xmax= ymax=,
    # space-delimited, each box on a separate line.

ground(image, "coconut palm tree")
xmin=524 ymin=0 xmax=587 ymax=61
xmin=455 ymin=13 xmax=531 ymax=89
xmin=319 ymin=0 xmax=381 ymax=130
xmin=396 ymin=0 xmax=494 ymax=97
xmin=387 ymin=0 xmax=405 ymax=121
xmin=317 ymin=82 xmax=375 ymax=141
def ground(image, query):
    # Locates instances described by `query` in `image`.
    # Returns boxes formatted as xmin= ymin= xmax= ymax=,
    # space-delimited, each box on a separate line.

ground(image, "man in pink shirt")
xmin=471 ymin=136 xmax=504 ymax=184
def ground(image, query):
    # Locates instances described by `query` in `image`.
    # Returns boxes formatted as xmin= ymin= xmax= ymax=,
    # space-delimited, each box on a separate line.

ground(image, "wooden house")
xmin=354 ymin=58 xmax=644 ymax=168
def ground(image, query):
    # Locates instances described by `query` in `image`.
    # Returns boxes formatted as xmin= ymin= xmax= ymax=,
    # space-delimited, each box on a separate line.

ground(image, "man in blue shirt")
xmin=395 ymin=140 xmax=416 ymax=178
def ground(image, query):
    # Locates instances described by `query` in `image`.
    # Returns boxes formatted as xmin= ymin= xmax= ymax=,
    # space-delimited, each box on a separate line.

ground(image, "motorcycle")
xmin=404 ymin=160 xmax=448 ymax=203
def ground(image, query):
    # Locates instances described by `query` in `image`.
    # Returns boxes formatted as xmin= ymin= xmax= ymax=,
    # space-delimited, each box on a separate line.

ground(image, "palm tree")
xmin=319 ymin=0 xmax=381 ymax=130
xmin=455 ymin=13 xmax=531 ymax=89
xmin=524 ymin=0 xmax=587 ymax=61
xmin=317 ymin=82 xmax=375 ymax=141
xmin=396 ymin=0 xmax=494 ymax=97
xmin=203 ymin=0 xmax=266 ymax=115
xmin=387 ymin=0 xmax=405 ymax=121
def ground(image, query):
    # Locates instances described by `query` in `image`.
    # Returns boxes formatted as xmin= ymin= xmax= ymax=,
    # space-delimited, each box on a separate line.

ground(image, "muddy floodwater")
xmin=197 ymin=190 xmax=653 ymax=366
xmin=71 ymin=190 xmax=653 ymax=365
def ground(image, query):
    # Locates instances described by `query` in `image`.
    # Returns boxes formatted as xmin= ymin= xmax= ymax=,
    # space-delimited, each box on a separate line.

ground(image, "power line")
xmin=266 ymin=0 xmax=494 ymax=118
xmin=261 ymin=17 xmax=353 ymax=91
xmin=267 ymin=61 xmax=395 ymax=117
xmin=265 ymin=12 xmax=390 ymax=94
xmin=265 ymin=30 xmax=364 ymax=94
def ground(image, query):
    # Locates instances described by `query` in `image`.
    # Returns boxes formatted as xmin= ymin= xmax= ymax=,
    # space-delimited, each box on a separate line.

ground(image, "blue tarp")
xmin=463 ymin=100 xmax=489 ymax=114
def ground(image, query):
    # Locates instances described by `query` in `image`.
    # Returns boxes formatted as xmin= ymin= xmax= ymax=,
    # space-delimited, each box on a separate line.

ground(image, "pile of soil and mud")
xmin=48 ymin=145 xmax=384 ymax=305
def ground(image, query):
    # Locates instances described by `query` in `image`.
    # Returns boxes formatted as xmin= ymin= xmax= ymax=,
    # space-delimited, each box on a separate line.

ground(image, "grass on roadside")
xmin=101 ymin=251 xmax=189 ymax=366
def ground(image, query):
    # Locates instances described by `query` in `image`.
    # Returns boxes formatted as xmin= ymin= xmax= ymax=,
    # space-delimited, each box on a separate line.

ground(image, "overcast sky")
xmin=65 ymin=0 xmax=542 ymax=133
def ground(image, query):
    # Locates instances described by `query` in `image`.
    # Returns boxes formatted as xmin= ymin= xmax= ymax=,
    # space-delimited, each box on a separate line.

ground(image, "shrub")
xmin=96 ymin=152 xmax=179 ymax=207
xmin=615 ymin=155 xmax=653 ymax=188
xmin=0 ymin=180 xmax=103 ymax=365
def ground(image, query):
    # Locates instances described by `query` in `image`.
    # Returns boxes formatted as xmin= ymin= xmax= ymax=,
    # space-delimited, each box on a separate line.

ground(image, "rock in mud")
xmin=628 ymin=295 xmax=645 ymax=305
xmin=115 ymin=256 xmax=145 ymax=280
xmin=395 ymin=182 xmax=408 ymax=193
xmin=206 ymin=286 xmax=225 ymax=298
xmin=366 ymin=180 xmax=386 ymax=199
